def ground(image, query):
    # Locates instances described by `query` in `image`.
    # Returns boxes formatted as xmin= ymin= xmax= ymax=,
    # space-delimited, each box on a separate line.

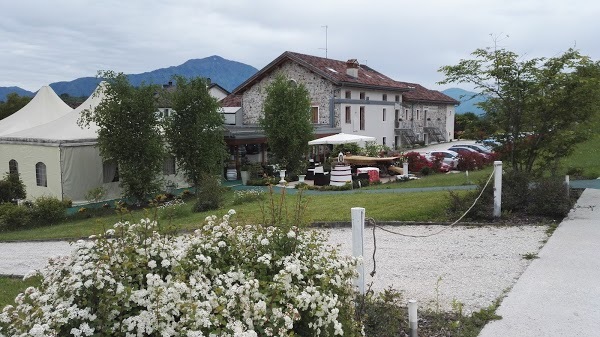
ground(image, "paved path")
xmin=479 ymin=187 xmax=600 ymax=337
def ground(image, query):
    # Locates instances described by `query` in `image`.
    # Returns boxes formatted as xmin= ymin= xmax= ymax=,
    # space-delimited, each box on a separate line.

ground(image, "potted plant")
xmin=296 ymin=161 xmax=308 ymax=183
xmin=277 ymin=160 xmax=288 ymax=185
xmin=240 ymin=159 xmax=251 ymax=185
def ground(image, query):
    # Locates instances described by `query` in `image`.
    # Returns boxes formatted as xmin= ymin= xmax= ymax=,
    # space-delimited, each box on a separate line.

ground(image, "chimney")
xmin=346 ymin=59 xmax=359 ymax=78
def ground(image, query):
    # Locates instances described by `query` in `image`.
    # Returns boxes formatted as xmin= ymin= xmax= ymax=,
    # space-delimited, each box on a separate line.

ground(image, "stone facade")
xmin=396 ymin=102 xmax=454 ymax=145
xmin=241 ymin=61 xmax=336 ymax=125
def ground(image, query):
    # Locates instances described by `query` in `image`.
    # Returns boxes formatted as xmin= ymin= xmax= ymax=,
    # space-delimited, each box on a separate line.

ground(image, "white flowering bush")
xmin=0 ymin=210 xmax=360 ymax=337
xmin=157 ymin=198 xmax=189 ymax=220
xmin=232 ymin=189 xmax=265 ymax=205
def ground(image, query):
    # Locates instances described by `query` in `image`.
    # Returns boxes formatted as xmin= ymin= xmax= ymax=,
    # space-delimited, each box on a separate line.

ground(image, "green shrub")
xmin=193 ymin=173 xmax=225 ymax=212
xmin=247 ymin=177 xmax=279 ymax=186
xmin=84 ymin=186 xmax=107 ymax=203
xmin=157 ymin=198 xmax=189 ymax=220
xmin=29 ymin=196 xmax=67 ymax=226
xmin=294 ymin=182 xmax=309 ymax=189
xmin=527 ymin=178 xmax=571 ymax=217
xmin=0 ymin=173 xmax=26 ymax=203
xmin=565 ymin=166 xmax=584 ymax=177
xmin=353 ymin=179 xmax=370 ymax=189
xmin=0 ymin=203 xmax=31 ymax=231
xmin=358 ymin=289 xmax=406 ymax=337
xmin=447 ymin=170 xmax=575 ymax=220
xmin=502 ymin=170 xmax=530 ymax=212
xmin=446 ymin=189 xmax=493 ymax=220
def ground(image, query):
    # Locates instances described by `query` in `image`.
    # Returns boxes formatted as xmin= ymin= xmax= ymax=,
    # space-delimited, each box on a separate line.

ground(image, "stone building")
xmin=220 ymin=51 xmax=459 ymax=168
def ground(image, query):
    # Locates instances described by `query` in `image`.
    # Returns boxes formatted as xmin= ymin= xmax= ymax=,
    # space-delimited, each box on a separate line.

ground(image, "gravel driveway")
xmin=0 ymin=224 xmax=547 ymax=314
xmin=323 ymin=224 xmax=548 ymax=313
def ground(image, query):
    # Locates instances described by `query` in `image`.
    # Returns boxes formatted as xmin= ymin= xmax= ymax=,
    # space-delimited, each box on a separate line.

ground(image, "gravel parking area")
xmin=0 ymin=240 xmax=73 ymax=277
xmin=0 ymin=224 xmax=548 ymax=314
xmin=323 ymin=224 xmax=548 ymax=313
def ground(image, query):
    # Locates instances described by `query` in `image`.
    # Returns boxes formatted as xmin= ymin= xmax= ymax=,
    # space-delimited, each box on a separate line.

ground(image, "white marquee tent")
xmin=0 ymin=82 xmax=188 ymax=204
xmin=308 ymin=133 xmax=376 ymax=145
xmin=0 ymin=86 xmax=72 ymax=136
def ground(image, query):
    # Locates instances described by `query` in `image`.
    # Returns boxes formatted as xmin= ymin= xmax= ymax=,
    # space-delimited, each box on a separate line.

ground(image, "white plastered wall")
xmin=0 ymin=143 xmax=62 ymax=200
xmin=338 ymin=88 xmax=400 ymax=146
xmin=1 ymin=142 xmax=192 ymax=205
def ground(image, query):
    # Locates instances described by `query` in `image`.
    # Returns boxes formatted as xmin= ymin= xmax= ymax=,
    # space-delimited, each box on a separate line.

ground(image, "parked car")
xmin=449 ymin=144 xmax=492 ymax=155
xmin=477 ymin=138 xmax=502 ymax=149
xmin=424 ymin=150 xmax=459 ymax=169
xmin=449 ymin=145 xmax=493 ymax=158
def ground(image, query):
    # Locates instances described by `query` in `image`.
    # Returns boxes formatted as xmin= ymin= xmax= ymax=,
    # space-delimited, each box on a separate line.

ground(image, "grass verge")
xmin=365 ymin=167 xmax=493 ymax=189
xmin=0 ymin=190 xmax=458 ymax=241
xmin=0 ymin=275 xmax=41 ymax=309
xmin=560 ymin=134 xmax=600 ymax=178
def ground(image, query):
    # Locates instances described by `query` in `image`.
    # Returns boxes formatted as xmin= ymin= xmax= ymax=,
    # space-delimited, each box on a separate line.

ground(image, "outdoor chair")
xmin=314 ymin=172 xmax=330 ymax=186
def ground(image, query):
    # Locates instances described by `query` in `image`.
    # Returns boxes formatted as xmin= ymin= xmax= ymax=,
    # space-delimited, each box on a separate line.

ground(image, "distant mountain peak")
xmin=442 ymin=88 xmax=487 ymax=115
xmin=0 ymin=55 xmax=258 ymax=100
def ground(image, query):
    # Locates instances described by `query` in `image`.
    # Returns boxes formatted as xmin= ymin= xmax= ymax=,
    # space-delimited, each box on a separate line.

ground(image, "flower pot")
xmin=298 ymin=174 xmax=306 ymax=183
xmin=279 ymin=169 xmax=286 ymax=185
xmin=226 ymin=168 xmax=237 ymax=181
xmin=240 ymin=170 xmax=249 ymax=185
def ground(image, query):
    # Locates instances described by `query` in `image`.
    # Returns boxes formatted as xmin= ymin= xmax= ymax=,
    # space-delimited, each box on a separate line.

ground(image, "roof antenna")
xmin=319 ymin=25 xmax=328 ymax=58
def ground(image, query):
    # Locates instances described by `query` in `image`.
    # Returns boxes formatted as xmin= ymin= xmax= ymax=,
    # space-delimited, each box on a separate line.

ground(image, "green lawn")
xmin=0 ymin=275 xmax=41 ymax=309
xmin=364 ymin=167 xmax=493 ymax=189
xmin=0 ymin=189 xmax=457 ymax=241
xmin=560 ymin=134 xmax=600 ymax=178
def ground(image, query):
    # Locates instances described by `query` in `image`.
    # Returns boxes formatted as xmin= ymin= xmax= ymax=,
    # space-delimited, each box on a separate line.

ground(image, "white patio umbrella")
xmin=308 ymin=133 xmax=376 ymax=145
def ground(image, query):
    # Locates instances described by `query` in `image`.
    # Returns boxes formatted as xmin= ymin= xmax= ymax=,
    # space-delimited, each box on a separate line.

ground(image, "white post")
xmin=565 ymin=175 xmax=570 ymax=198
xmin=493 ymin=161 xmax=502 ymax=218
xmin=351 ymin=207 xmax=365 ymax=294
xmin=408 ymin=300 xmax=418 ymax=337
xmin=403 ymin=162 xmax=409 ymax=179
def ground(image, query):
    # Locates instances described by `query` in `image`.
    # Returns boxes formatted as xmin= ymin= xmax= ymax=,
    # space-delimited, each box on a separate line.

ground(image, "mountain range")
xmin=0 ymin=55 xmax=258 ymax=101
xmin=2 ymin=56 xmax=485 ymax=116
xmin=441 ymin=88 xmax=486 ymax=115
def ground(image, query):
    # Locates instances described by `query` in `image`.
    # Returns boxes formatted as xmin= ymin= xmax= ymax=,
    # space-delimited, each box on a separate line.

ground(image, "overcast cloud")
xmin=2 ymin=0 xmax=599 ymax=92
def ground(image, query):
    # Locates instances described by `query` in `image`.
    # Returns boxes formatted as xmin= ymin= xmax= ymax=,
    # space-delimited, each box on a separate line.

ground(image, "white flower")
xmin=260 ymin=238 xmax=269 ymax=246
xmin=148 ymin=260 xmax=157 ymax=269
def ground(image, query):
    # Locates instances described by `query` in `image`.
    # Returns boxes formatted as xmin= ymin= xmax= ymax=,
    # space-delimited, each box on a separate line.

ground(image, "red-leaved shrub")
xmin=457 ymin=152 xmax=487 ymax=171
xmin=403 ymin=152 xmax=432 ymax=173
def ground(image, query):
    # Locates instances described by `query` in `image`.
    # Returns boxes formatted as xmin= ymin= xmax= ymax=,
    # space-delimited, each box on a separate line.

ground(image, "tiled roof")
xmin=399 ymin=82 xmax=459 ymax=105
xmin=208 ymin=83 xmax=230 ymax=95
xmin=233 ymin=51 xmax=413 ymax=94
xmin=220 ymin=94 xmax=242 ymax=107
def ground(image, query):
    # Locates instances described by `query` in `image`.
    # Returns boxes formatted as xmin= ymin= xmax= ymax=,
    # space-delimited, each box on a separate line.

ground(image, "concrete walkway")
xmin=479 ymin=187 xmax=600 ymax=337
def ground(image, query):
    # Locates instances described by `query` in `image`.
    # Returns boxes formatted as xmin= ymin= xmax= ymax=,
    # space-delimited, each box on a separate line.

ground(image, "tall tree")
xmin=259 ymin=73 xmax=313 ymax=174
xmin=0 ymin=93 xmax=32 ymax=120
xmin=439 ymin=47 xmax=600 ymax=174
xmin=79 ymin=71 xmax=165 ymax=203
xmin=163 ymin=76 xmax=227 ymax=189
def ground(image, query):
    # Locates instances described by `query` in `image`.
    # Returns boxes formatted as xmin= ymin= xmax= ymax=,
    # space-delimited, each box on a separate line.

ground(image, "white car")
xmin=424 ymin=150 xmax=459 ymax=168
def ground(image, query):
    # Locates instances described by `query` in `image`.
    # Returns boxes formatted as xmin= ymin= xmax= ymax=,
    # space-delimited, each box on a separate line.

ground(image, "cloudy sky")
xmin=2 ymin=0 xmax=599 ymax=92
